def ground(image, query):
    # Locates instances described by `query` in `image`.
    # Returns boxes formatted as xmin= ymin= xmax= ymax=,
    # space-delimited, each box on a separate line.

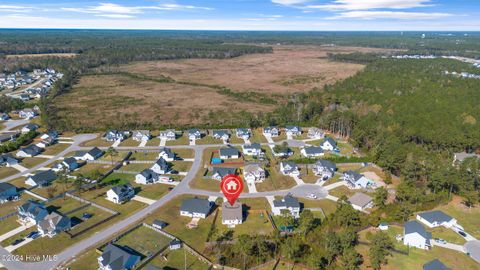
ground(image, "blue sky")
xmin=0 ymin=0 xmax=478 ymax=30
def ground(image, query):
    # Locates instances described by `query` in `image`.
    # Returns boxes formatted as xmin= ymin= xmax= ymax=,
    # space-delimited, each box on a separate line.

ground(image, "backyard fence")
xmin=0 ymin=210 xmax=18 ymax=221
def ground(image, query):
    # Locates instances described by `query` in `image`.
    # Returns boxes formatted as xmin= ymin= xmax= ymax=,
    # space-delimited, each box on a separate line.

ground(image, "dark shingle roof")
xmin=29 ymin=170 xmax=57 ymax=186
xmin=212 ymin=167 xmax=236 ymax=178
xmin=273 ymin=195 xmax=300 ymax=208
xmin=180 ymin=198 xmax=212 ymax=215
xmin=0 ymin=182 xmax=16 ymax=193
xmin=88 ymin=147 xmax=103 ymax=158
xmin=405 ymin=220 xmax=432 ymax=243
xmin=418 ymin=210 xmax=453 ymax=224
xmin=303 ymin=146 xmax=324 ymax=155
xmin=423 ymin=259 xmax=451 ymax=270
xmin=100 ymin=244 xmax=140 ymax=270
xmin=111 ymin=183 xmax=133 ymax=196
xmin=219 ymin=147 xmax=239 ymax=157
xmin=315 ymin=160 xmax=336 ymax=172
xmin=20 ymin=144 xmax=42 ymax=155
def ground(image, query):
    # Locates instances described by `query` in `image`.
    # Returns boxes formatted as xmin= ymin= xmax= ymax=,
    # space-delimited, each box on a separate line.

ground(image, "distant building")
xmin=222 ymin=201 xmax=243 ymax=228
xmin=188 ymin=129 xmax=202 ymax=140
xmin=159 ymin=129 xmax=177 ymax=141
xmin=169 ymin=239 xmax=182 ymax=250
xmin=236 ymin=128 xmax=251 ymax=139
xmin=307 ymin=128 xmax=324 ymax=139
xmin=152 ymin=219 xmax=168 ymax=230
xmin=212 ymin=130 xmax=230 ymax=141
xmin=285 ymin=126 xmax=301 ymax=136
xmin=263 ymin=126 xmax=279 ymax=137
xmin=132 ymin=130 xmax=151 ymax=142
xmin=423 ymin=259 xmax=451 ymax=270
xmin=348 ymin=193 xmax=373 ymax=211
xmin=16 ymin=144 xmax=42 ymax=158
xmin=320 ymin=138 xmax=338 ymax=151
xmin=74 ymin=147 xmax=104 ymax=161
xmin=158 ymin=148 xmax=175 ymax=162
xmin=151 ymin=157 xmax=170 ymax=174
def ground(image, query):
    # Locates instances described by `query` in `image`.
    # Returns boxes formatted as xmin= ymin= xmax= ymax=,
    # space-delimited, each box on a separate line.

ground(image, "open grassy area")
xmin=81 ymin=136 xmax=112 ymax=147
xmin=171 ymin=161 xmax=192 ymax=172
xmin=69 ymin=207 xmax=114 ymax=234
xmin=146 ymin=248 xmax=210 ymax=270
xmin=115 ymin=225 xmax=172 ymax=256
xmin=250 ymin=129 xmax=268 ymax=143
xmin=133 ymin=182 xmax=172 ymax=200
xmin=299 ymin=199 xmax=338 ymax=217
xmin=121 ymin=162 xmax=151 ymax=172
xmin=42 ymin=143 xmax=69 ymax=155
xmin=300 ymin=167 xmax=320 ymax=184
xmin=145 ymin=137 xmax=160 ymax=146
xmin=130 ymin=151 xmax=159 ymax=160
xmin=166 ymin=134 xmax=190 ymax=146
xmin=64 ymin=248 xmax=100 ymax=270
xmin=0 ymin=166 xmax=20 ymax=179
xmin=215 ymin=209 xmax=273 ymax=237
xmin=0 ymin=194 xmax=38 ymax=217
xmin=46 ymin=197 xmax=86 ymax=213
xmin=73 ymin=163 xmax=114 ymax=178
xmin=430 ymin=226 xmax=466 ymax=245
xmin=33 ymin=181 xmax=72 ymax=199
xmin=8 ymin=177 xmax=30 ymax=189
xmin=337 ymin=163 xmax=364 ymax=172
xmin=328 ymin=185 xmax=356 ymax=199
xmin=195 ymin=136 xmax=223 ymax=145
xmin=435 ymin=198 xmax=480 ymax=239
xmin=271 ymin=133 xmax=287 ymax=142
xmin=20 ymin=157 xmax=48 ymax=168
xmin=174 ymin=148 xmax=194 ymax=159
xmin=0 ymin=216 xmax=22 ymax=236
xmin=118 ymin=138 xmax=141 ymax=147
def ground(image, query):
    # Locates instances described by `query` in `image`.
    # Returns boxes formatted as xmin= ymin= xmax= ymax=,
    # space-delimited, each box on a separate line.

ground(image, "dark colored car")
xmin=26 ymin=231 xmax=39 ymax=239
xmin=82 ymin=213 xmax=93 ymax=219
xmin=458 ymin=231 xmax=467 ymax=237
xmin=11 ymin=238 xmax=24 ymax=246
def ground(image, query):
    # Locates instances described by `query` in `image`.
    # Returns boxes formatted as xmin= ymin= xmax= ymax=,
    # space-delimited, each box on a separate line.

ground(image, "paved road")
xmin=0 ymin=119 xmax=30 ymax=132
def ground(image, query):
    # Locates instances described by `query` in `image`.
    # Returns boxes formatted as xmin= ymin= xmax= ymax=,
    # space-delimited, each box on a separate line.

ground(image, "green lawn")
xmin=300 ymin=167 xmax=320 ymax=184
xmin=337 ymin=163 xmax=363 ymax=172
xmin=68 ymin=206 xmax=114 ymax=234
xmin=146 ymin=138 xmax=161 ymax=146
xmin=121 ymin=162 xmax=151 ymax=172
xmin=133 ymin=183 xmax=172 ymax=200
xmin=250 ymin=129 xmax=268 ymax=143
xmin=118 ymin=138 xmax=141 ymax=147
xmin=215 ymin=209 xmax=273 ymax=237
xmin=20 ymin=157 xmax=48 ymax=168
xmin=436 ymin=199 xmax=480 ymax=239
xmin=174 ymin=148 xmax=194 ymax=159
xmin=42 ymin=143 xmax=70 ymax=155
xmin=46 ymin=197 xmax=86 ymax=213
xmin=73 ymin=163 xmax=114 ymax=178
xmin=146 ymin=248 xmax=210 ymax=270
xmin=63 ymin=249 xmax=100 ymax=270
xmin=195 ymin=136 xmax=223 ymax=145
xmin=171 ymin=161 xmax=192 ymax=172
xmin=166 ymin=134 xmax=189 ymax=146
xmin=328 ymin=185 xmax=356 ymax=199
xmin=81 ymin=136 xmax=112 ymax=147
xmin=8 ymin=177 xmax=30 ymax=189
xmin=0 ymin=216 xmax=22 ymax=236
xmin=0 ymin=166 xmax=20 ymax=179
xmin=115 ymin=225 xmax=172 ymax=256
xmin=431 ymin=226 xmax=466 ymax=245
xmin=130 ymin=151 xmax=159 ymax=160
xmin=271 ymin=133 xmax=287 ymax=142
xmin=33 ymin=181 xmax=72 ymax=199
xmin=299 ymin=199 xmax=338 ymax=217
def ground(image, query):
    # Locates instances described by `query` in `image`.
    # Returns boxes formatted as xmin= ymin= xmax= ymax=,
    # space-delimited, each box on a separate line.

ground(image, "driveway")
xmin=431 ymin=241 xmax=466 ymax=253
xmin=324 ymin=181 xmax=347 ymax=191
xmin=0 ymin=119 xmax=29 ymax=132
xmin=465 ymin=240 xmax=480 ymax=263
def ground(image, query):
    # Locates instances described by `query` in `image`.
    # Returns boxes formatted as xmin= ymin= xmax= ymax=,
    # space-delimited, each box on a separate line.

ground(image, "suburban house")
xmin=378 ymin=222 xmax=389 ymax=231
xmin=222 ymin=201 xmax=243 ymax=228
xmin=0 ymin=132 xmax=18 ymax=144
xmin=106 ymin=183 xmax=135 ymax=204
xmin=19 ymin=94 xmax=31 ymax=102
xmin=37 ymin=211 xmax=71 ymax=238
xmin=263 ymin=126 xmax=279 ymax=137
xmin=17 ymin=201 xmax=49 ymax=225
xmin=211 ymin=167 xmax=237 ymax=180
xmin=320 ymin=138 xmax=338 ymax=151
xmin=212 ymin=130 xmax=230 ymax=141
xmin=416 ymin=211 xmax=458 ymax=229
xmin=75 ymin=147 xmax=104 ymax=161
xmin=0 ymin=183 xmax=18 ymax=204
xmin=0 ymin=113 xmax=10 ymax=121
xmin=307 ymin=128 xmax=324 ymax=139
xmin=25 ymin=170 xmax=57 ymax=187
xmin=348 ymin=193 xmax=373 ymax=211
xmin=135 ymin=169 xmax=159 ymax=185
xmin=285 ymin=126 xmax=301 ymax=136
xmin=343 ymin=171 xmax=375 ymax=189
xmin=179 ymin=198 xmax=213 ymax=219
xmin=158 ymin=148 xmax=175 ymax=162
xmin=151 ymin=157 xmax=170 ymax=174
xmin=36 ymin=136 xmax=55 ymax=148
xmin=271 ymin=195 xmax=301 ymax=218
xmin=236 ymin=128 xmax=251 ymax=139
xmin=300 ymin=146 xmax=324 ymax=158
xmin=0 ymin=154 xmax=19 ymax=167
xmin=98 ymin=244 xmax=141 ymax=270
xmin=403 ymin=220 xmax=432 ymax=250
xmin=53 ymin=157 xmax=79 ymax=172
xmin=219 ymin=147 xmax=240 ymax=159
xmin=132 ymin=130 xmax=151 ymax=142
xmin=188 ymin=129 xmax=202 ymax=140
xmin=169 ymin=239 xmax=182 ymax=250
xmin=159 ymin=129 xmax=177 ymax=141
xmin=242 ymin=143 xmax=262 ymax=156
xmin=312 ymin=160 xmax=337 ymax=180
xmin=243 ymin=164 xmax=266 ymax=182
xmin=104 ymin=130 xmax=129 ymax=142
xmin=452 ymin=152 xmax=480 ymax=165
xmin=19 ymin=108 xmax=38 ymax=119
xmin=16 ymin=144 xmax=42 ymax=157
xmin=21 ymin=123 xmax=39 ymax=134
xmin=423 ymin=259 xmax=451 ymax=270
xmin=280 ymin=161 xmax=300 ymax=176
xmin=152 ymin=219 xmax=168 ymax=230
xmin=40 ymin=130 xmax=58 ymax=141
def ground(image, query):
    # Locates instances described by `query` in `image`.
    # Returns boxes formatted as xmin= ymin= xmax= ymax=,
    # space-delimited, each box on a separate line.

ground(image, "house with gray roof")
xmin=21 ymin=123 xmax=39 ymax=134
xmin=307 ymin=128 xmax=324 ymax=139
xmin=106 ymin=183 xmax=135 ymax=204
xmin=159 ymin=129 xmax=177 ymax=141
xmin=151 ymin=157 xmax=170 ymax=174
xmin=158 ymin=148 xmax=175 ymax=162
xmin=132 ymin=130 xmax=151 ymax=142
xmin=263 ymin=126 xmax=279 ymax=137
xmin=343 ymin=170 xmax=375 ymax=189
xmin=38 ymin=211 xmax=71 ymax=238
xmin=16 ymin=144 xmax=42 ymax=158
xmin=348 ymin=193 xmax=373 ymax=211
xmin=180 ymin=198 xmax=213 ymax=219
xmin=53 ymin=157 xmax=79 ymax=172
xmin=320 ymin=138 xmax=338 ymax=151
xmin=300 ymin=146 xmax=324 ymax=158
xmin=243 ymin=164 xmax=266 ymax=183
xmin=242 ymin=143 xmax=262 ymax=156
xmin=423 ymin=259 xmax=451 ymax=270
xmin=98 ymin=243 xmax=141 ymax=270
xmin=212 ymin=130 xmax=230 ymax=140
xmin=312 ymin=160 xmax=337 ymax=180
xmin=235 ymin=128 xmax=250 ymax=139
xmin=135 ymin=169 xmax=158 ymax=185
xmin=211 ymin=167 xmax=236 ymax=180
xmin=272 ymin=195 xmax=300 ymax=218
xmin=222 ymin=201 xmax=243 ymax=228
xmin=280 ymin=161 xmax=299 ymax=176
xmin=403 ymin=220 xmax=432 ymax=250
xmin=104 ymin=130 xmax=129 ymax=142
xmin=152 ymin=219 xmax=168 ymax=230
xmin=0 ymin=183 xmax=18 ymax=204
xmin=416 ymin=210 xmax=457 ymax=229
xmin=219 ymin=147 xmax=240 ymax=159
xmin=75 ymin=147 xmax=104 ymax=161
xmin=0 ymin=132 xmax=18 ymax=144
xmin=25 ymin=170 xmax=57 ymax=187
xmin=285 ymin=126 xmax=301 ymax=136
xmin=0 ymin=154 xmax=19 ymax=167
xmin=188 ymin=129 xmax=202 ymax=140
xmin=17 ymin=200 xmax=49 ymax=225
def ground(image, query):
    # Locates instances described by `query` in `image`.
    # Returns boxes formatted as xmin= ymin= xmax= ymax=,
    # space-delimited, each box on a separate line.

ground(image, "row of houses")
xmin=17 ymin=200 xmax=71 ymax=238
xmin=134 ymin=148 xmax=175 ymax=185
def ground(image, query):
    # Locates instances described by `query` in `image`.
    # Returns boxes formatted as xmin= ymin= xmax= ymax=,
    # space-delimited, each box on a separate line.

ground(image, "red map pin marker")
xmin=220 ymin=174 xmax=243 ymax=206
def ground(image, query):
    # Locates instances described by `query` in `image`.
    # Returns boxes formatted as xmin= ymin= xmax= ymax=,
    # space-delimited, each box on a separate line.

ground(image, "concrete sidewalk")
xmin=324 ymin=181 xmax=347 ymax=191
xmin=432 ymin=241 xmax=466 ymax=253
xmin=132 ymin=195 xmax=156 ymax=205
xmin=245 ymin=179 xmax=258 ymax=193
xmin=159 ymin=138 xmax=167 ymax=146
xmin=0 ymin=223 xmax=35 ymax=242
xmin=11 ymin=164 xmax=28 ymax=172
xmin=138 ymin=141 xmax=147 ymax=147
xmin=111 ymin=140 xmax=121 ymax=147
xmin=292 ymin=175 xmax=305 ymax=185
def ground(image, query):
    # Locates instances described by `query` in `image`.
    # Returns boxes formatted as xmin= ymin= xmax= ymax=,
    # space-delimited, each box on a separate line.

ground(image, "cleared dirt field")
xmin=120 ymin=45 xmax=391 ymax=94
xmin=5 ymin=53 xmax=77 ymax=59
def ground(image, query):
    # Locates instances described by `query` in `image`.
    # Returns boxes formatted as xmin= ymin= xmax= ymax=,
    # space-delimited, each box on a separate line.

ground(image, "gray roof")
xmin=418 ymin=210 xmax=453 ymax=224
xmin=219 ymin=147 xmax=239 ymax=157
xmin=100 ymin=244 xmax=141 ymax=270
xmin=323 ymin=137 xmax=337 ymax=148
xmin=212 ymin=167 xmax=236 ymax=178
xmin=423 ymin=259 xmax=451 ymax=270
xmin=222 ymin=201 xmax=243 ymax=222
xmin=188 ymin=128 xmax=201 ymax=135
xmin=285 ymin=125 xmax=300 ymax=131
xmin=315 ymin=160 xmax=336 ymax=172
xmin=18 ymin=200 xmax=48 ymax=221
xmin=281 ymin=161 xmax=297 ymax=173
xmin=29 ymin=170 xmax=57 ymax=186
xmin=155 ymin=157 xmax=169 ymax=170
xmin=24 ymin=123 xmax=39 ymax=130
xmin=152 ymin=219 xmax=167 ymax=228
xmin=159 ymin=148 xmax=175 ymax=159
xmin=264 ymin=126 xmax=278 ymax=132
xmin=140 ymin=169 xmax=155 ymax=179
xmin=243 ymin=143 xmax=261 ymax=150
xmin=0 ymin=182 xmax=16 ymax=193
xmin=213 ymin=130 xmax=229 ymax=137
xmin=404 ymin=220 xmax=432 ymax=243
xmin=348 ymin=193 xmax=372 ymax=208
xmin=303 ymin=146 xmax=324 ymax=155
xmin=344 ymin=170 xmax=364 ymax=181
xmin=0 ymin=154 xmax=18 ymax=164
xmin=20 ymin=144 xmax=42 ymax=155
xmin=236 ymin=128 xmax=250 ymax=135
xmin=273 ymin=195 xmax=300 ymax=209
xmin=180 ymin=198 xmax=212 ymax=215
xmin=87 ymin=147 xmax=103 ymax=158
xmin=111 ymin=183 xmax=134 ymax=196
xmin=63 ymin=157 xmax=78 ymax=167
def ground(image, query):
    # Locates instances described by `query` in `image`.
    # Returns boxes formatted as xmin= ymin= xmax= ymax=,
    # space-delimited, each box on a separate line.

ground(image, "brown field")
xmin=120 ymin=45 xmax=391 ymax=94
xmin=5 ymin=53 xmax=77 ymax=59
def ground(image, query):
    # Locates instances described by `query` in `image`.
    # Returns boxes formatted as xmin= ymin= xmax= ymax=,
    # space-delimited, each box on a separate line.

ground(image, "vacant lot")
xmin=121 ymin=45 xmax=389 ymax=94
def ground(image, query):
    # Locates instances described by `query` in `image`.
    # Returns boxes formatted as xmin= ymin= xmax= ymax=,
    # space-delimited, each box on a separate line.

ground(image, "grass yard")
xmin=189 ymin=176 xmax=220 ymax=192
xmin=299 ymin=199 xmax=338 ymax=217
xmin=73 ymin=163 xmax=114 ymax=178
xmin=0 ymin=216 xmax=22 ymax=236
xmin=0 ymin=166 xmax=20 ymax=179
xmin=337 ymin=163 xmax=363 ymax=172
xmin=115 ymin=225 xmax=172 ymax=257
xmin=7 ymin=177 xmax=30 ymax=189
xmin=174 ymin=148 xmax=194 ymax=159
xmin=328 ymin=185 xmax=356 ymax=199
xmin=20 ymin=157 xmax=48 ymax=168
xmin=130 ymin=151 xmax=159 ymax=160
xmin=118 ymin=138 xmax=141 ymax=147
xmin=121 ymin=162 xmax=151 ymax=172
xmin=300 ymin=167 xmax=320 ymax=184
xmin=228 ymin=136 xmax=245 ymax=144
xmin=195 ymin=136 xmax=223 ymax=145
xmin=99 ymin=152 xmax=129 ymax=163
xmin=171 ymin=161 xmax=192 ymax=172
xmin=323 ymin=174 xmax=342 ymax=186
xmin=67 ymin=206 xmax=114 ymax=234
xmin=337 ymin=142 xmax=354 ymax=156
xmin=42 ymin=143 xmax=69 ymax=155
xmin=145 ymin=137 xmax=160 ymax=146
xmin=33 ymin=181 xmax=71 ymax=199
xmin=435 ymin=198 xmax=480 ymax=239
xmin=81 ymin=136 xmax=112 ymax=147
xmin=255 ymin=169 xmax=296 ymax=192
xmin=46 ymin=197 xmax=87 ymax=213
xmin=430 ymin=226 xmax=466 ymax=245
xmin=215 ymin=209 xmax=273 ymax=237
xmin=166 ymin=134 xmax=190 ymax=146
xmin=146 ymin=248 xmax=210 ymax=270
xmin=250 ymin=129 xmax=268 ymax=143
xmin=271 ymin=133 xmax=287 ymax=142
xmin=133 ymin=183 xmax=172 ymax=200
xmin=63 ymin=249 xmax=100 ymax=270
xmin=0 ymin=194 xmax=38 ymax=217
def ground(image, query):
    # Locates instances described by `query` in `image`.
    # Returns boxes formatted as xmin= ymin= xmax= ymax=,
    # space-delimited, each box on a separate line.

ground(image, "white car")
xmin=306 ymin=193 xmax=317 ymax=199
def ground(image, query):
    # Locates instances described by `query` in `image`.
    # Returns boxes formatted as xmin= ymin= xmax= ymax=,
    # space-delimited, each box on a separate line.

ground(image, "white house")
xmin=307 ymin=128 xmax=324 ymax=139
xmin=25 ymin=170 xmax=57 ymax=187
xmin=37 ymin=211 xmax=71 ymax=238
xmin=285 ymin=126 xmax=301 ymax=136
xmin=271 ymin=195 xmax=300 ymax=218
xmin=280 ymin=161 xmax=300 ymax=176
xmin=180 ymin=198 xmax=213 ymax=219
xmin=348 ymin=193 xmax=373 ymax=211
xmin=300 ymin=146 xmax=324 ymax=158
xmin=188 ymin=129 xmax=202 ymax=140
xmin=16 ymin=144 xmax=42 ymax=158
xmin=158 ymin=148 xmax=175 ymax=162
xmin=378 ymin=222 xmax=389 ymax=231
xmin=263 ymin=126 xmax=279 ymax=137
xmin=53 ymin=157 xmax=79 ymax=172
xmin=74 ymin=147 xmax=104 ymax=161
xmin=243 ymin=164 xmax=266 ymax=182
xmin=403 ymin=220 xmax=432 ymax=250
xmin=21 ymin=123 xmax=39 ymax=134
xmin=104 ymin=130 xmax=128 ymax=142
xmin=416 ymin=211 xmax=458 ymax=229
xmin=320 ymin=138 xmax=338 ymax=151
xmin=17 ymin=201 xmax=49 ymax=225
xmin=159 ymin=130 xmax=177 ymax=141
xmin=222 ymin=201 xmax=243 ymax=228
xmin=106 ymin=183 xmax=135 ymax=204
xmin=236 ymin=128 xmax=251 ymax=139
xmin=135 ymin=169 xmax=158 ymax=185
xmin=132 ymin=130 xmax=151 ymax=142
xmin=151 ymin=157 xmax=170 ymax=174
xmin=242 ymin=143 xmax=262 ymax=156
xmin=211 ymin=167 xmax=236 ymax=181
xmin=312 ymin=160 xmax=337 ymax=180
xmin=212 ymin=130 xmax=230 ymax=141
xmin=343 ymin=171 xmax=375 ymax=189
xmin=19 ymin=108 xmax=38 ymax=119
xmin=219 ymin=147 xmax=240 ymax=159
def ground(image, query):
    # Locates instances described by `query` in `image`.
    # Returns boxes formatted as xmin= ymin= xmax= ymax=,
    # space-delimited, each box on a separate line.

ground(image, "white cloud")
xmin=0 ymin=4 xmax=34 ymax=13
xmin=305 ymin=0 xmax=433 ymax=11
xmin=271 ymin=0 xmax=310 ymax=6
xmin=95 ymin=14 xmax=135 ymax=19
xmin=329 ymin=10 xmax=452 ymax=20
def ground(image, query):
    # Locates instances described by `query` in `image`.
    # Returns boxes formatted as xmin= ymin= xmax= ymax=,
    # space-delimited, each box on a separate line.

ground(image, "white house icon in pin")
xmin=226 ymin=180 xmax=238 ymax=191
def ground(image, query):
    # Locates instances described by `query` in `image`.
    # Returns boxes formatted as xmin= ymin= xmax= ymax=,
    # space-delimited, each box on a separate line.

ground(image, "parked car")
xmin=458 ymin=230 xmax=467 ymax=237
xmin=306 ymin=193 xmax=317 ymax=199
xmin=11 ymin=238 xmax=24 ymax=246
xmin=434 ymin=238 xmax=447 ymax=244
xmin=82 ymin=213 xmax=93 ymax=220
xmin=26 ymin=231 xmax=39 ymax=239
